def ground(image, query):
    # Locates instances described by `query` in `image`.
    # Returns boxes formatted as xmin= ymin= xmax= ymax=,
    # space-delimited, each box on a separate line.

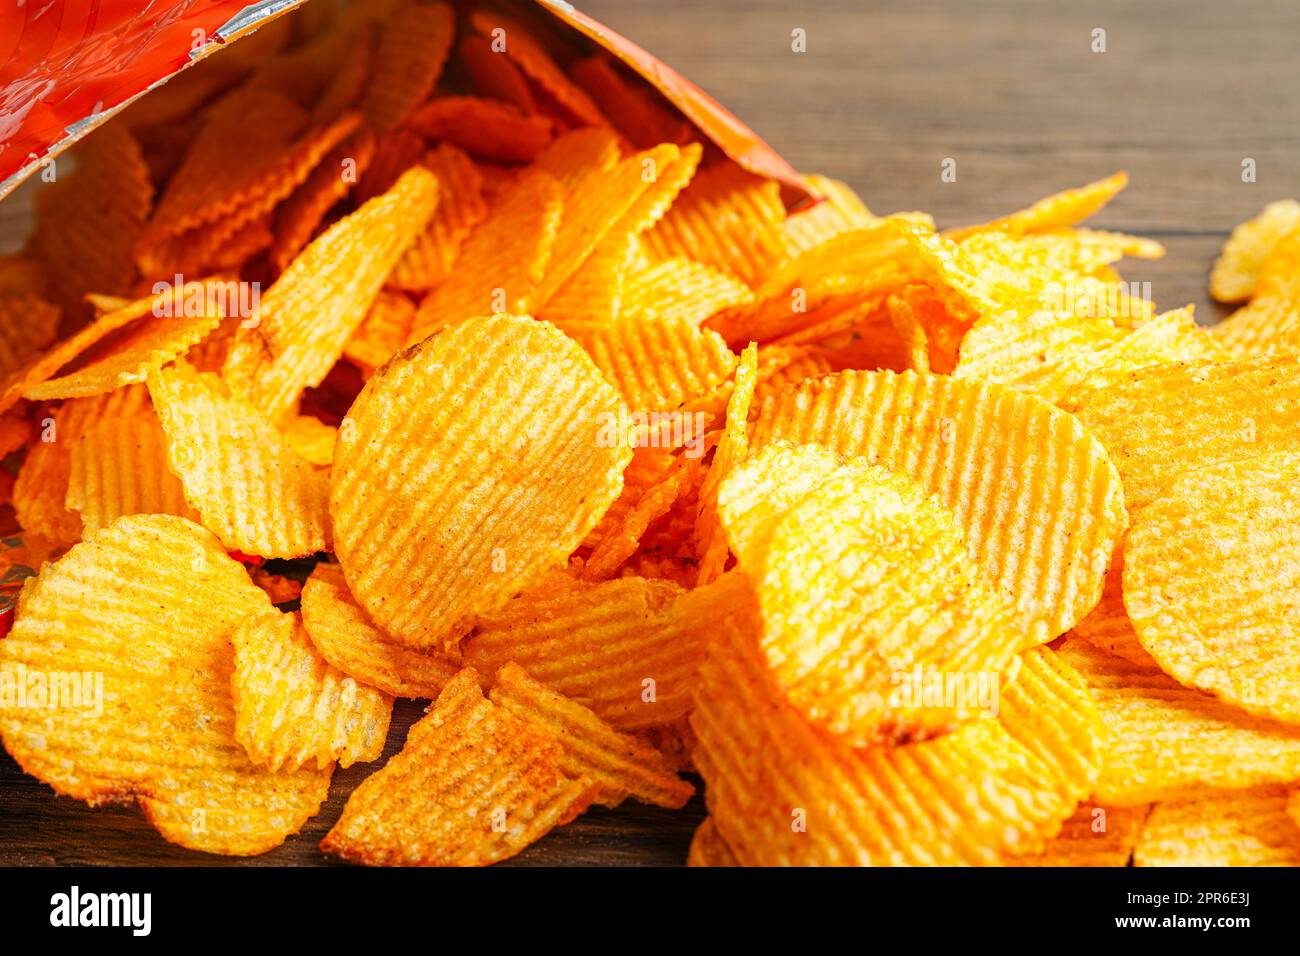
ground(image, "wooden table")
xmin=3 ymin=0 xmax=1297 ymax=865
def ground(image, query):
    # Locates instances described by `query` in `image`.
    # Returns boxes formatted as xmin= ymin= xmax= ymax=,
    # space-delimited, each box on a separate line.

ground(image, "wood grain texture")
xmin=2 ymin=0 xmax=1295 ymax=865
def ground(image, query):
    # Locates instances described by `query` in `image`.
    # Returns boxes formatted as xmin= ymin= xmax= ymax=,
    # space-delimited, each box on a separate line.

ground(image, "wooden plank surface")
xmin=3 ymin=0 xmax=1297 ymax=866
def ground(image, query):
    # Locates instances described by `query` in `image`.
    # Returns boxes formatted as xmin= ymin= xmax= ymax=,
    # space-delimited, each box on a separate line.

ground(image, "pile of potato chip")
xmin=2 ymin=0 xmax=1300 ymax=866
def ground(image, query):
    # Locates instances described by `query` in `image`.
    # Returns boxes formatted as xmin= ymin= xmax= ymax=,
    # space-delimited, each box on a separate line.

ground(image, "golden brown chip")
xmin=462 ymin=574 xmax=715 ymax=730
xmin=1008 ymin=802 xmax=1149 ymax=866
xmin=0 ymin=295 xmax=60 ymax=381
xmin=321 ymin=669 xmax=598 ymax=866
xmin=223 ymin=167 xmax=438 ymax=423
xmin=642 ymin=163 xmax=787 ymax=287
xmin=1070 ymin=553 xmax=1157 ymax=666
xmin=692 ymin=599 xmax=1100 ymax=865
xmin=539 ymin=232 xmax=636 ymax=329
xmin=783 ymin=175 xmax=879 ymax=255
xmin=231 ymin=610 xmax=392 ymax=771
xmin=489 ymin=663 xmax=694 ymax=809
xmin=687 ymin=817 xmax=740 ymax=867
xmin=952 ymin=306 xmax=1123 ymax=394
xmin=65 ymin=414 xmax=197 ymax=532
xmin=360 ymin=0 xmax=455 ymax=131
xmin=27 ymin=125 xmax=152 ymax=323
xmin=946 ymin=172 xmax=1128 ymax=241
xmin=1134 ymin=787 xmax=1300 ymax=866
xmin=754 ymin=369 xmax=1126 ymax=640
xmin=0 ymin=515 xmax=331 ymax=854
xmin=719 ymin=443 xmax=1023 ymax=745
xmin=406 ymin=96 xmax=555 ymax=164
xmin=1071 ymin=355 xmax=1300 ymax=511
xmin=1210 ymin=199 xmax=1300 ymax=302
xmin=1056 ymin=639 xmax=1300 ymax=805
xmin=696 ymin=342 xmax=758 ymax=584
xmin=149 ymin=362 xmax=329 ymax=559
xmin=387 ymin=144 xmax=487 ymax=293
xmin=280 ymin=414 xmax=337 ymax=468
xmin=343 ymin=290 xmax=415 ymax=373
xmin=300 ymin=563 xmax=456 ymax=699
xmin=1211 ymin=231 xmax=1300 ymax=357
xmin=411 ymin=170 xmax=564 ymax=340
xmin=13 ymin=385 xmax=152 ymax=543
xmin=621 ymin=257 xmax=753 ymax=327
xmin=331 ymin=314 xmax=631 ymax=650
xmin=1124 ymin=449 xmax=1300 ymax=724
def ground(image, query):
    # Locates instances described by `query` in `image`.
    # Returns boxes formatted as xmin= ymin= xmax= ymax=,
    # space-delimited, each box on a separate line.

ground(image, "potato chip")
xmin=1056 ymin=639 xmax=1300 ymax=805
xmin=783 ymin=175 xmax=878 ymax=256
xmin=952 ymin=306 xmax=1123 ymax=394
xmin=22 ymin=303 xmax=221 ymax=401
xmin=584 ymin=452 xmax=704 ymax=581
xmin=642 ymin=163 xmax=787 ymax=287
xmin=411 ymin=171 xmax=563 ymax=340
xmin=692 ymin=599 xmax=1100 ymax=865
xmin=13 ymin=385 xmax=151 ymax=543
xmin=1008 ymin=802 xmax=1149 ymax=866
xmin=535 ymin=145 xmax=679 ymax=308
xmin=582 ymin=445 xmax=678 ymax=549
xmin=149 ymin=362 xmax=329 ymax=559
xmin=223 ymin=167 xmax=439 ymax=422
xmin=331 ymin=314 xmax=630 ymax=650
xmin=532 ymin=128 xmax=621 ymax=190
xmin=353 ymin=128 xmax=427 ymax=205
xmin=754 ymin=369 xmax=1126 ymax=640
xmin=270 ymin=126 xmax=377 ymax=272
xmin=1134 ymin=787 xmax=1300 ymax=867
xmin=945 ymin=172 xmax=1129 ymax=241
xmin=387 ymin=144 xmax=487 ymax=293
xmin=65 ymin=414 xmax=197 ymax=532
xmin=458 ymin=32 xmax=538 ymax=114
xmin=231 ymin=610 xmax=392 ymax=771
xmin=462 ymin=574 xmax=711 ymax=730
xmin=0 ymin=256 xmax=49 ymax=297
xmin=360 ymin=0 xmax=454 ymax=131
xmin=0 ymin=411 xmax=31 ymax=459
xmin=321 ymin=669 xmax=598 ymax=866
xmin=568 ymin=56 xmax=693 ymax=149
xmin=489 ymin=663 xmax=694 ymax=809
xmin=618 ymin=142 xmax=703 ymax=237
xmin=280 ymin=414 xmax=337 ymax=467
xmin=1070 ymin=554 xmax=1156 ymax=666
xmin=0 ymin=515 xmax=331 ymax=854
xmin=1210 ymin=199 xmax=1300 ymax=302
xmin=469 ymin=10 xmax=607 ymax=128
xmin=688 ymin=817 xmax=740 ymax=867
xmin=569 ymin=312 xmax=738 ymax=414
xmin=406 ymin=96 xmax=555 ymax=164
xmin=1071 ymin=355 xmax=1300 ymax=512
xmin=751 ymin=344 xmax=834 ymax=406
xmin=696 ymin=342 xmax=758 ymax=584
xmin=1124 ymin=449 xmax=1300 ymax=724
xmin=620 ymin=257 xmax=753 ymax=328
xmin=721 ymin=445 xmax=1023 ymax=745
xmin=1042 ymin=306 xmax=1227 ymax=407
xmin=1210 ymin=231 xmax=1300 ymax=358
xmin=343 ymin=291 xmax=415 ymax=373
xmin=0 ymin=295 xmax=60 ymax=381
xmin=28 ymin=125 xmax=152 ymax=323
xmin=539 ymin=232 xmax=636 ymax=329
xmin=300 ymin=563 xmax=457 ymax=699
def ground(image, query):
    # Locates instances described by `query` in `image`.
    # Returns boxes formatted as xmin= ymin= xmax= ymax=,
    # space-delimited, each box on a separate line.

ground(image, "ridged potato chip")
xmin=539 ymin=232 xmax=636 ymax=329
xmin=331 ymin=313 xmax=630 ymax=650
xmin=0 ymin=515 xmax=331 ymax=854
xmin=280 ymin=415 xmax=337 ymax=468
xmin=1210 ymin=199 xmax=1300 ymax=302
xmin=490 ymin=663 xmax=694 ymax=809
xmin=360 ymin=0 xmax=454 ymax=131
xmin=1070 ymin=554 xmax=1156 ymax=666
xmin=411 ymin=171 xmax=563 ymax=340
xmin=321 ymin=669 xmax=598 ymax=866
xmin=720 ymin=443 xmax=1022 ymax=745
xmin=406 ymin=96 xmax=555 ymax=164
xmin=1124 ymin=449 xmax=1300 ymax=724
xmin=753 ymin=369 xmax=1126 ymax=640
xmin=946 ymin=172 xmax=1129 ymax=241
xmin=1008 ymin=802 xmax=1150 ymax=867
xmin=458 ymin=32 xmax=538 ymax=115
xmin=642 ymin=163 xmax=787 ymax=287
xmin=952 ymin=307 xmax=1122 ymax=394
xmin=584 ymin=452 xmax=704 ymax=581
xmin=462 ymin=574 xmax=711 ymax=730
xmin=1056 ymin=639 xmax=1300 ymax=805
xmin=0 ymin=295 xmax=59 ymax=381
xmin=1211 ymin=231 xmax=1300 ymax=358
xmin=231 ymin=610 xmax=392 ymax=771
xmin=1071 ymin=355 xmax=1300 ymax=511
xmin=1134 ymin=787 xmax=1300 ymax=867
xmin=223 ymin=167 xmax=439 ymax=423
xmin=300 ymin=563 xmax=456 ymax=699
xmin=149 ymin=362 xmax=329 ymax=559
xmin=388 ymin=144 xmax=487 ymax=292
xmin=65 ymin=414 xmax=197 ymax=532
xmin=783 ymin=175 xmax=879 ymax=255
xmin=621 ymin=257 xmax=753 ymax=327
xmin=343 ymin=290 xmax=415 ymax=373
xmin=687 ymin=817 xmax=740 ymax=867
xmin=691 ymin=600 xmax=1100 ymax=865
xmin=696 ymin=342 xmax=758 ymax=584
